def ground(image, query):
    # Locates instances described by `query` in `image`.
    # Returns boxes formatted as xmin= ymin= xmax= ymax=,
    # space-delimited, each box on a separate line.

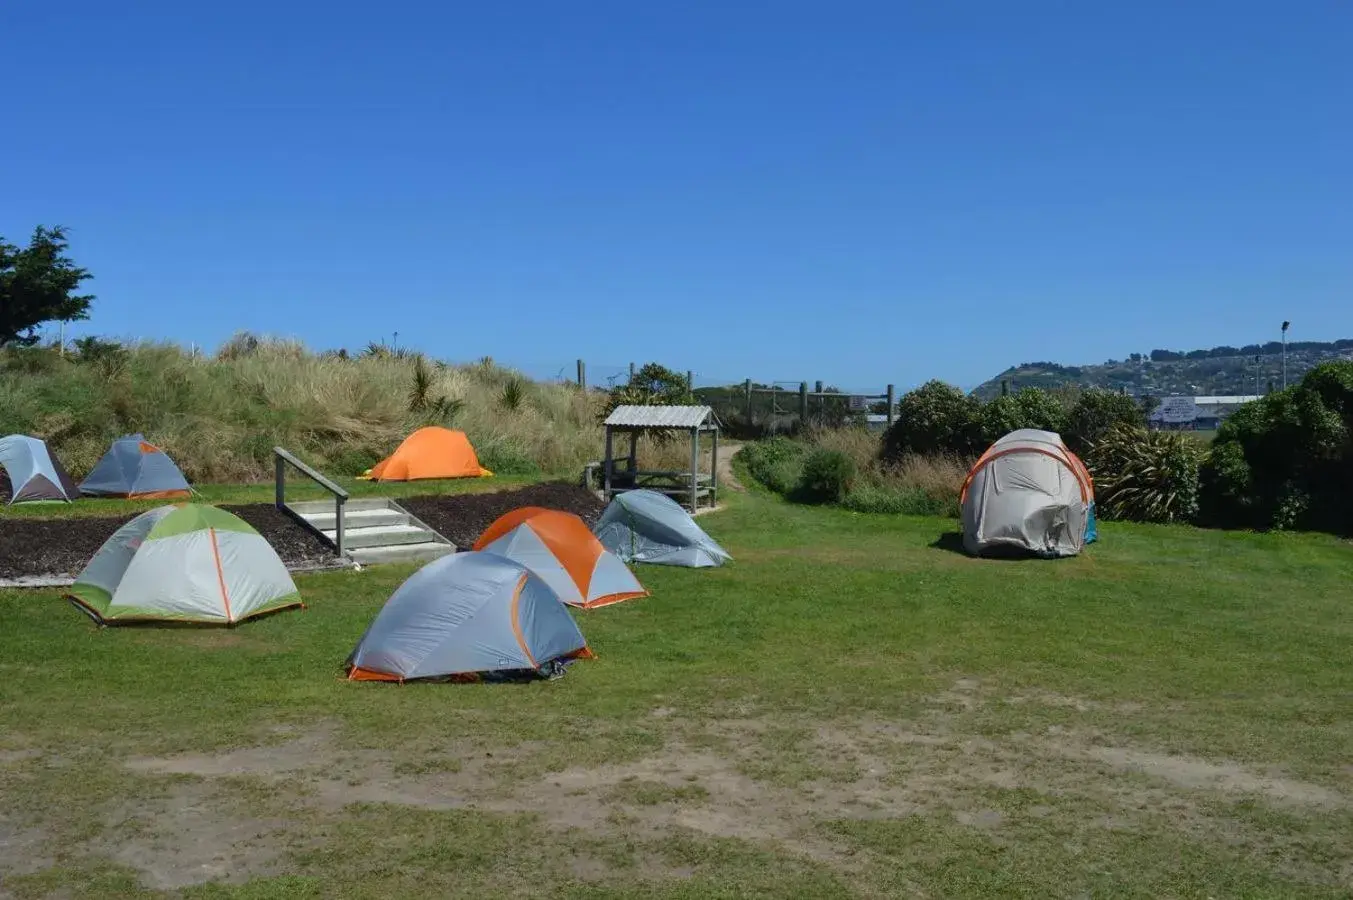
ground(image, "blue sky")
xmin=3 ymin=2 xmax=1350 ymax=391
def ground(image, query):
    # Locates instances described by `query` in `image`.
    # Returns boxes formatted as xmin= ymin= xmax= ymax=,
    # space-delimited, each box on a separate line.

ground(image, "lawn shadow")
xmin=929 ymin=532 xmax=967 ymax=555
xmin=929 ymin=531 xmax=1043 ymax=562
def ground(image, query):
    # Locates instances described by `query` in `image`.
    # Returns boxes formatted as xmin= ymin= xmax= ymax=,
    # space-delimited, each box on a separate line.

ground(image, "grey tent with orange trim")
xmin=960 ymin=429 xmax=1094 ymax=558
xmin=346 ymin=551 xmax=592 ymax=683
xmin=80 ymin=434 xmax=191 ymax=499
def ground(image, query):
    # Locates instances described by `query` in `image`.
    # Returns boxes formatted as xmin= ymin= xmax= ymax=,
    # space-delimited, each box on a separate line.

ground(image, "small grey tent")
xmin=593 ymin=489 xmax=731 ymax=568
xmin=0 ymin=435 xmax=79 ymax=504
xmin=80 ymin=434 xmax=191 ymax=499
xmin=960 ymin=429 xmax=1094 ymax=558
xmin=346 ymin=551 xmax=592 ymax=682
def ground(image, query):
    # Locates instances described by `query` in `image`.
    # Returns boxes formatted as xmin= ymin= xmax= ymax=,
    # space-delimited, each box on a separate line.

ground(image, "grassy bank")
xmin=3 ymin=491 xmax=1351 ymax=896
xmin=0 ymin=340 xmax=604 ymax=483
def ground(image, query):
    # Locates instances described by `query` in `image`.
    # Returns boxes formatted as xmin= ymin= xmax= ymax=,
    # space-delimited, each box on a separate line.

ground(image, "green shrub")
xmin=1063 ymin=388 xmax=1145 ymax=454
xmin=798 ymin=448 xmax=856 ymax=503
xmin=979 ymin=388 xmax=1067 ymax=445
xmin=1086 ymin=424 xmax=1204 ymax=524
xmin=741 ymin=437 xmax=809 ymax=496
xmin=882 ymin=380 xmax=983 ymax=462
xmin=1198 ymin=361 xmax=1353 ymax=532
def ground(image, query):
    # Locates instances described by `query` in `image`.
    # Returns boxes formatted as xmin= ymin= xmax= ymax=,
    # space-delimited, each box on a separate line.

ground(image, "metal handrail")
xmin=274 ymin=447 xmax=349 ymax=557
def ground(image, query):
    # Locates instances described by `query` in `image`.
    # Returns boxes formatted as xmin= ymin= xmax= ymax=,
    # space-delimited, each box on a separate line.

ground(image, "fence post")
xmin=815 ymin=380 xmax=823 ymax=416
xmin=886 ymin=384 xmax=896 ymax=426
xmin=576 ymin=359 xmax=586 ymax=390
xmin=799 ymin=382 xmax=809 ymax=424
xmin=744 ymin=378 xmax=753 ymax=423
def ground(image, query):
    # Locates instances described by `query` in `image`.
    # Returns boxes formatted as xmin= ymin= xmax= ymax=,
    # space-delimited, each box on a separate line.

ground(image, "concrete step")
xmin=287 ymin=497 xmax=393 ymax=516
xmin=306 ymin=507 xmax=408 ymax=531
xmin=348 ymin=542 xmax=455 ymax=566
xmin=323 ymin=524 xmax=434 ymax=550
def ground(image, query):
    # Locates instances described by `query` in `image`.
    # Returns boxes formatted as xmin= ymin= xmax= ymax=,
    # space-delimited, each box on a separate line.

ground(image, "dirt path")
xmin=716 ymin=441 xmax=745 ymax=492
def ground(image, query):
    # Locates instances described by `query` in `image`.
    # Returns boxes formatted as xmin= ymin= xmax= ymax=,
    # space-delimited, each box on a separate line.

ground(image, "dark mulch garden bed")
xmin=401 ymin=481 xmax=606 ymax=549
xmin=0 ymin=481 xmax=606 ymax=581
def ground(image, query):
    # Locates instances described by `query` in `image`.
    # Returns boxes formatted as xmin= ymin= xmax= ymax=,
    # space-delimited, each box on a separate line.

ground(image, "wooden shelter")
xmin=602 ymin=405 xmax=720 ymax=513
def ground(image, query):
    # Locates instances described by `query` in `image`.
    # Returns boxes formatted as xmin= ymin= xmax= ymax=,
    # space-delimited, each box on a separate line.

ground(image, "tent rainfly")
xmin=80 ymin=434 xmax=191 ymax=499
xmin=68 ymin=504 xmax=303 ymax=625
xmin=0 ymin=435 xmax=79 ymax=504
xmin=346 ymin=551 xmax=593 ymax=682
xmin=602 ymin=405 xmax=720 ymax=513
xmin=960 ymin=429 xmax=1096 ymax=558
xmin=473 ymin=507 xmax=647 ymax=609
xmin=594 ymin=489 xmax=731 ymax=567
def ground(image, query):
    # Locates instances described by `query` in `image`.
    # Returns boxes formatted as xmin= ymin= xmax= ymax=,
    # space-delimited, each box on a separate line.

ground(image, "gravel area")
xmin=401 ymin=482 xmax=606 ymax=549
xmin=0 ymin=482 xmax=607 ymax=582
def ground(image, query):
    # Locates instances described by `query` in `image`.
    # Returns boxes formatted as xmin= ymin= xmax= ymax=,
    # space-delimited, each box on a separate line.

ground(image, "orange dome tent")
xmin=473 ymin=507 xmax=647 ymax=609
xmin=363 ymin=427 xmax=492 ymax=482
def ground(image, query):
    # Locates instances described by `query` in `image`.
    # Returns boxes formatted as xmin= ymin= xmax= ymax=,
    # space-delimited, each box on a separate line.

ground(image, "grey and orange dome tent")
xmin=473 ymin=508 xmax=647 ymax=609
xmin=362 ymin=427 xmax=492 ymax=481
xmin=346 ymin=551 xmax=592 ymax=683
xmin=79 ymin=434 xmax=191 ymax=499
xmin=960 ymin=429 xmax=1095 ymax=558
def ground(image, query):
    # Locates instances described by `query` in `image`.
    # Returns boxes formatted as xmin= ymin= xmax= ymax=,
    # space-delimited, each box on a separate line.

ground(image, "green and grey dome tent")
xmin=68 ymin=504 xmax=302 ymax=625
xmin=593 ymin=489 xmax=731 ymax=568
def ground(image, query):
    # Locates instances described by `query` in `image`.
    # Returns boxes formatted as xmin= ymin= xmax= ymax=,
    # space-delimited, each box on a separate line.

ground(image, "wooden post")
xmin=815 ymin=380 xmax=823 ymax=416
xmin=604 ymin=426 xmax=614 ymax=498
xmin=799 ymin=382 xmax=809 ymax=425
xmin=627 ymin=431 xmax=638 ymax=479
xmin=886 ymin=384 xmax=896 ymax=426
xmin=710 ymin=426 xmax=719 ymax=505
xmin=687 ymin=370 xmax=694 ymax=392
xmin=628 ymin=361 xmax=635 ymax=384
xmin=690 ymin=427 xmax=700 ymax=513
xmin=335 ymin=497 xmax=345 ymax=558
xmin=1001 ymin=380 xmax=1009 ymax=397
xmin=577 ymin=359 xmax=586 ymax=389
xmin=744 ymin=378 xmax=753 ymax=424
xmin=274 ymin=452 xmax=285 ymax=508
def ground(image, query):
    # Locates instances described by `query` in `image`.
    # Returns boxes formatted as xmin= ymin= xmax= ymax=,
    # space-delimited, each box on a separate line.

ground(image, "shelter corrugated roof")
xmin=604 ymin=405 xmax=718 ymax=429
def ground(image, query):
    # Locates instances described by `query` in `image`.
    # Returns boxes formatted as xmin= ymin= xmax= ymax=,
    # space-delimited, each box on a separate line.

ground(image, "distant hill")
xmin=973 ymin=339 xmax=1353 ymax=400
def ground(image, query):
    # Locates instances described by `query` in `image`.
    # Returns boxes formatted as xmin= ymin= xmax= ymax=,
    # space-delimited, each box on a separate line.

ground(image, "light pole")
xmin=1281 ymin=321 xmax=1290 ymax=389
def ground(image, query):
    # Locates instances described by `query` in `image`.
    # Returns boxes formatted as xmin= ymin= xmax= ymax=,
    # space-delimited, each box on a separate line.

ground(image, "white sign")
xmin=848 ymin=395 xmax=867 ymax=411
xmin=1157 ymin=396 xmax=1199 ymax=424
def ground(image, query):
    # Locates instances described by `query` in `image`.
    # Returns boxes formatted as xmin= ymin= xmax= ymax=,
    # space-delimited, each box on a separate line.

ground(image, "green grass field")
xmin=2 ymin=484 xmax=1351 ymax=897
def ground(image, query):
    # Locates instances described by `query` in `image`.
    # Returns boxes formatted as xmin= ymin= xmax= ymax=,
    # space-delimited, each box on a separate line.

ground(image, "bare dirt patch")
xmin=98 ymin=781 xmax=291 ymax=891
xmin=1064 ymin=744 xmax=1347 ymax=807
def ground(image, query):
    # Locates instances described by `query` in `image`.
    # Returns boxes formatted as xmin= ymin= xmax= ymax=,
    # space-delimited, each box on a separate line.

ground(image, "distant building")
xmin=1149 ymin=395 xmax=1260 ymax=430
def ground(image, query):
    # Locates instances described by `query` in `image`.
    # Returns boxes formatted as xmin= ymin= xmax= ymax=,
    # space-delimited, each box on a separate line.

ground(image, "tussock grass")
xmin=0 ymin=339 xmax=604 ymax=482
